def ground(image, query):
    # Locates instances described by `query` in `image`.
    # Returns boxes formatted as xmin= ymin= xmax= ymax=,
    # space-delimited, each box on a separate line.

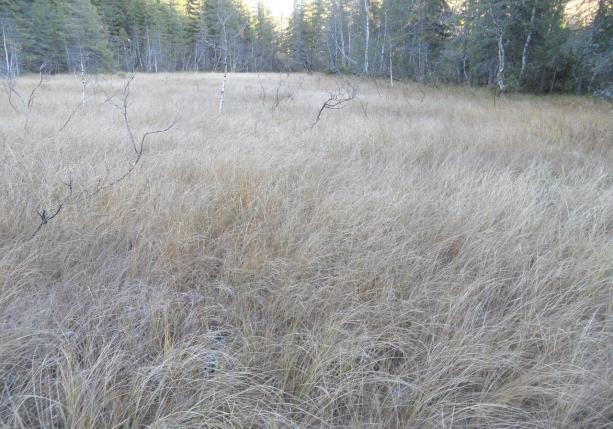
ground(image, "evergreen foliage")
xmin=0 ymin=0 xmax=610 ymax=93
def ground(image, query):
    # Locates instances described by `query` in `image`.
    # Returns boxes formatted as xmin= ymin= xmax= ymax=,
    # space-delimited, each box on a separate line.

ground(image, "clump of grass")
xmin=0 ymin=73 xmax=611 ymax=427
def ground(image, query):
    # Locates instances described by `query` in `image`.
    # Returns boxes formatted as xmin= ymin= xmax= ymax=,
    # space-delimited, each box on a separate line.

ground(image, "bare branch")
xmin=271 ymin=73 xmax=294 ymax=113
xmin=256 ymin=72 xmax=266 ymax=105
xmin=103 ymin=118 xmax=177 ymax=189
xmin=2 ymin=78 xmax=22 ymax=113
xmin=121 ymin=73 xmax=138 ymax=153
xmin=95 ymin=74 xmax=177 ymax=191
xmin=2 ymin=63 xmax=45 ymax=116
xmin=59 ymin=102 xmax=82 ymax=132
xmin=30 ymin=73 xmax=176 ymax=239
xmin=311 ymin=81 xmax=357 ymax=129
xmin=31 ymin=173 xmax=73 ymax=238
xmin=359 ymin=100 xmax=369 ymax=118
xmin=27 ymin=63 xmax=46 ymax=111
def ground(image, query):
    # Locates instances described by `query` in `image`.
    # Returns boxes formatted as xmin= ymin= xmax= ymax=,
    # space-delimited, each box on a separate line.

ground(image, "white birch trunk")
xmin=363 ymin=0 xmax=369 ymax=74
xmin=520 ymin=4 xmax=536 ymax=83
xmin=80 ymin=51 xmax=86 ymax=107
xmin=497 ymin=35 xmax=505 ymax=91
xmin=348 ymin=30 xmax=351 ymax=63
xmin=338 ymin=13 xmax=343 ymax=66
xmin=2 ymin=22 xmax=11 ymax=79
xmin=389 ymin=47 xmax=393 ymax=87
xmin=339 ymin=1 xmax=346 ymax=68
xmin=219 ymin=21 xmax=228 ymax=114
xmin=380 ymin=2 xmax=387 ymax=74
xmin=145 ymin=22 xmax=152 ymax=72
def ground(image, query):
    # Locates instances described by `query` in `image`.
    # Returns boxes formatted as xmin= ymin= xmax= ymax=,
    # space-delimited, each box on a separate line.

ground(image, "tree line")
xmin=1 ymin=0 xmax=611 ymax=94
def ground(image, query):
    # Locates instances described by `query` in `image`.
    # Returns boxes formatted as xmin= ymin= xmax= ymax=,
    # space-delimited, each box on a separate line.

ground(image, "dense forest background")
xmin=0 ymin=0 xmax=611 ymax=94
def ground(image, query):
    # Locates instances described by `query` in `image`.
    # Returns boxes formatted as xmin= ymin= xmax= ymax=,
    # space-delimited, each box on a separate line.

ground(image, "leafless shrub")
xmin=256 ymin=72 xmax=266 ymax=105
xmin=311 ymin=80 xmax=357 ymax=128
xmin=26 ymin=63 xmax=46 ymax=110
xmin=31 ymin=73 xmax=176 ymax=238
xmin=271 ymin=72 xmax=294 ymax=112
xmin=58 ymin=102 xmax=83 ymax=132
xmin=2 ymin=63 xmax=46 ymax=115
xmin=1 ymin=81 xmax=19 ymax=112
xmin=31 ymin=173 xmax=72 ymax=238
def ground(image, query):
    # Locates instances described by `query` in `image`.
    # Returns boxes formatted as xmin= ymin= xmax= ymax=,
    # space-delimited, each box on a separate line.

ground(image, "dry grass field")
xmin=1 ymin=73 xmax=612 ymax=428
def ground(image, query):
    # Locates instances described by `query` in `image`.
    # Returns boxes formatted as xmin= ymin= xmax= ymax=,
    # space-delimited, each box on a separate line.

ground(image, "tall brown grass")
xmin=1 ymin=73 xmax=611 ymax=427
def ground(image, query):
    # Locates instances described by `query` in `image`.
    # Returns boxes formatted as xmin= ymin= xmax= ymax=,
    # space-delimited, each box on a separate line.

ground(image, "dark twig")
xmin=103 ymin=119 xmax=177 ymax=190
xmin=27 ymin=63 xmax=46 ymax=111
xmin=271 ymin=73 xmax=294 ymax=112
xmin=31 ymin=174 xmax=73 ymax=238
xmin=101 ymin=88 xmax=123 ymax=108
xmin=2 ymin=78 xmax=22 ymax=113
xmin=59 ymin=102 xmax=82 ymax=132
xmin=359 ymin=100 xmax=369 ymax=118
xmin=95 ymin=75 xmax=177 ymax=192
xmin=60 ymin=73 xmax=121 ymax=132
xmin=30 ymin=73 xmax=176 ymax=239
xmin=256 ymin=71 xmax=266 ymax=105
xmin=120 ymin=73 xmax=138 ymax=153
xmin=311 ymin=81 xmax=357 ymax=129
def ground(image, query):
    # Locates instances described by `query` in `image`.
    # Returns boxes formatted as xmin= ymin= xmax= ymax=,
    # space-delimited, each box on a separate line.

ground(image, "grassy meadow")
xmin=0 ymin=73 xmax=612 ymax=427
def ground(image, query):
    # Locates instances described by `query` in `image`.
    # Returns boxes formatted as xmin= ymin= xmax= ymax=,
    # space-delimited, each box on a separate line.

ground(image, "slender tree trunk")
xmin=497 ymin=35 xmax=505 ymax=91
xmin=1 ymin=21 xmax=11 ymax=79
xmin=219 ymin=21 xmax=228 ymax=114
xmin=348 ymin=30 xmax=351 ymax=65
xmin=488 ymin=4 xmax=505 ymax=91
xmin=80 ymin=50 xmax=86 ymax=107
xmin=122 ymin=40 xmax=130 ymax=71
xmin=363 ymin=0 xmax=369 ymax=74
xmin=145 ymin=20 xmax=152 ymax=72
xmin=417 ymin=1 xmax=424 ymax=82
xmin=63 ymin=38 xmax=71 ymax=72
xmin=417 ymin=42 xmax=422 ymax=82
xmin=135 ymin=35 xmax=143 ymax=70
xmin=389 ymin=46 xmax=393 ymax=86
xmin=326 ymin=38 xmax=335 ymax=70
xmin=380 ymin=1 xmax=388 ymax=74
xmin=549 ymin=69 xmax=557 ymax=93
xmin=153 ymin=34 xmax=159 ymax=72
xmin=339 ymin=1 xmax=346 ymax=68
xmin=332 ymin=13 xmax=339 ymax=68
xmin=519 ymin=4 xmax=536 ymax=85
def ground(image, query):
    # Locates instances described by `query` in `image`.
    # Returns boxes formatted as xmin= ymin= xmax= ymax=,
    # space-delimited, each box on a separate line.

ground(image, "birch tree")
xmin=218 ymin=10 xmax=229 ymax=113
xmin=363 ymin=0 xmax=369 ymax=74
xmin=519 ymin=1 xmax=537 ymax=84
xmin=1 ymin=17 xmax=18 ymax=80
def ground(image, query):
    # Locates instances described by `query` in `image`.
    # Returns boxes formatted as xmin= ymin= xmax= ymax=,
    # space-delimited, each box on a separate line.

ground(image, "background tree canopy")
xmin=0 ymin=0 xmax=611 ymax=93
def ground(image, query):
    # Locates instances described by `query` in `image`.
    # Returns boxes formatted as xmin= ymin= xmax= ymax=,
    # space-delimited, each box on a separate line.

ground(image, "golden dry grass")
xmin=1 ymin=73 xmax=612 ymax=428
